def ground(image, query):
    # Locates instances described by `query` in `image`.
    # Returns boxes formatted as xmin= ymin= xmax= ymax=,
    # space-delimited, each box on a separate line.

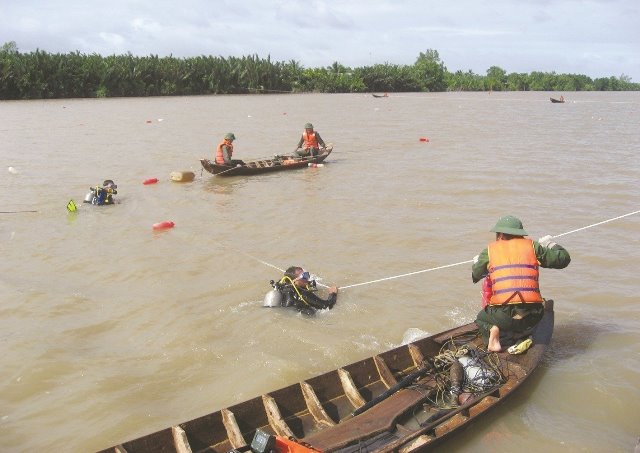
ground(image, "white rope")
xmin=339 ymin=260 xmax=473 ymax=290
xmin=234 ymin=250 xmax=332 ymax=289
xmin=339 ymin=209 xmax=640 ymax=291
xmin=550 ymin=209 xmax=640 ymax=239
xmin=226 ymin=209 xmax=638 ymax=291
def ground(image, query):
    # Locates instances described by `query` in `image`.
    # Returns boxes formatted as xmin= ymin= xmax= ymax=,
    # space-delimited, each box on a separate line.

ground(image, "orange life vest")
xmin=488 ymin=238 xmax=543 ymax=305
xmin=302 ymin=131 xmax=319 ymax=149
xmin=216 ymin=139 xmax=233 ymax=165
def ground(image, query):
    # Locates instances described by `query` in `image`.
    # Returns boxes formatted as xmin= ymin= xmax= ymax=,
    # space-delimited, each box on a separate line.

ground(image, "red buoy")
xmin=419 ymin=137 xmax=429 ymax=142
xmin=153 ymin=221 xmax=175 ymax=230
xmin=143 ymin=178 xmax=159 ymax=185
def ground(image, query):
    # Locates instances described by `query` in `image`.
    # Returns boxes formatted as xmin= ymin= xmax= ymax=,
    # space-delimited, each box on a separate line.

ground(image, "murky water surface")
xmin=1 ymin=92 xmax=639 ymax=452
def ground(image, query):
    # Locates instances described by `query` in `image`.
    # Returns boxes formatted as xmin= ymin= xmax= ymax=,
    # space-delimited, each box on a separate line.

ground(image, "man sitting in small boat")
xmin=472 ymin=215 xmax=570 ymax=352
xmin=84 ymin=180 xmax=117 ymax=205
xmin=216 ymin=132 xmax=245 ymax=166
xmin=264 ymin=266 xmax=338 ymax=315
xmin=294 ymin=123 xmax=326 ymax=158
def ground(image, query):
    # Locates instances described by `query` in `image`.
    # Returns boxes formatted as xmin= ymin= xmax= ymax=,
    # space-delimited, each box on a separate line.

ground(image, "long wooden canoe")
xmin=200 ymin=145 xmax=332 ymax=177
xmin=550 ymin=97 xmax=565 ymax=103
xmin=97 ymin=300 xmax=554 ymax=452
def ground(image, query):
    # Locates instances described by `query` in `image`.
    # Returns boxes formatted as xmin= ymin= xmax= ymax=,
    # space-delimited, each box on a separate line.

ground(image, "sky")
xmin=1 ymin=0 xmax=639 ymax=82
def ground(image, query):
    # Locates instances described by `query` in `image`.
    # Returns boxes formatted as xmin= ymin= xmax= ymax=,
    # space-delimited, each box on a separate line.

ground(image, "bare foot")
xmin=487 ymin=325 xmax=502 ymax=352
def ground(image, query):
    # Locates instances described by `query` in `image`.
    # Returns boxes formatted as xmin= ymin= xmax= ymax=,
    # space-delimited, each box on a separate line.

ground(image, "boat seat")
xmin=302 ymin=386 xmax=433 ymax=452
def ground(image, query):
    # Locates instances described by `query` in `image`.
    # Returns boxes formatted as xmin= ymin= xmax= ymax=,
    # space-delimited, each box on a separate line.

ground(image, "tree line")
xmin=1 ymin=41 xmax=637 ymax=100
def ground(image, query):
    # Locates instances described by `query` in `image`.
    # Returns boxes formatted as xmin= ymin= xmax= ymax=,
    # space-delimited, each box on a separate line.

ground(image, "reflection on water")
xmin=0 ymin=92 xmax=639 ymax=452
xmin=202 ymin=176 xmax=247 ymax=195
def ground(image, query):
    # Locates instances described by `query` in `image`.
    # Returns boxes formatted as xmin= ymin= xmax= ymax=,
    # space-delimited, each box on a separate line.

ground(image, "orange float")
xmin=152 ymin=221 xmax=175 ymax=230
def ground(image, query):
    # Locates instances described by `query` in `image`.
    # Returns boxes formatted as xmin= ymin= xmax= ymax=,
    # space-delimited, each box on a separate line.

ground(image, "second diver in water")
xmin=264 ymin=266 xmax=338 ymax=315
xmin=84 ymin=180 xmax=118 ymax=205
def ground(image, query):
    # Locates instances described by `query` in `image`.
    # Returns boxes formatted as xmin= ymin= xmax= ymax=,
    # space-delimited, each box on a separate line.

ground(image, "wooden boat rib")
xmin=200 ymin=145 xmax=332 ymax=177
xmin=97 ymin=300 xmax=554 ymax=452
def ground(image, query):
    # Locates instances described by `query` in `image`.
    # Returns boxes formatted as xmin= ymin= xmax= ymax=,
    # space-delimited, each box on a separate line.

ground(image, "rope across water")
xmin=235 ymin=209 xmax=639 ymax=291
xmin=338 ymin=209 xmax=640 ymax=290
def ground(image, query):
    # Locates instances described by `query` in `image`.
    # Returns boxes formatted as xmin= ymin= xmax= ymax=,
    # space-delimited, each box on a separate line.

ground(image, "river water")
xmin=1 ymin=92 xmax=639 ymax=452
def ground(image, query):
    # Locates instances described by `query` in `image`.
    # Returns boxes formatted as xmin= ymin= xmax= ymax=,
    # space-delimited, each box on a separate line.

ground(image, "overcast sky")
xmin=1 ymin=0 xmax=638 ymax=81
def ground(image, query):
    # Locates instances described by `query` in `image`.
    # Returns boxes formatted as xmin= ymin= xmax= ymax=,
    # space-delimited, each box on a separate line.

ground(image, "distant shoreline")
xmin=1 ymin=43 xmax=638 ymax=100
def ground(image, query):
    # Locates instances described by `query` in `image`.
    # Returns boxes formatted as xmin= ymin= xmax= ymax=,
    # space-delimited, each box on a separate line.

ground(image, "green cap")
xmin=304 ymin=123 xmax=313 ymax=129
xmin=224 ymin=132 xmax=236 ymax=140
xmin=490 ymin=215 xmax=528 ymax=236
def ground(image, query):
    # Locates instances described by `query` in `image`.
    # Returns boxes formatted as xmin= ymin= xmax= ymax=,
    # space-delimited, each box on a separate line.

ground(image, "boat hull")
xmin=97 ymin=300 xmax=554 ymax=452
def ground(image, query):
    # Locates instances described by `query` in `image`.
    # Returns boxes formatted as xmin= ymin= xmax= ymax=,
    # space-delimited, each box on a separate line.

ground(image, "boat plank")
xmin=374 ymin=355 xmax=397 ymax=388
xmin=399 ymin=434 xmax=435 ymax=453
xmin=337 ymin=368 xmax=367 ymax=409
xmin=408 ymin=343 xmax=425 ymax=367
xmin=262 ymin=394 xmax=295 ymax=438
xmin=172 ymin=425 xmax=192 ymax=453
xmin=304 ymin=387 xmax=432 ymax=451
xmin=434 ymin=413 xmax=470 ymax=437
xmin=300 ymin=382 xmax=336 ymax=428
xmin=221 ymin=409 xmax=248 ymax=449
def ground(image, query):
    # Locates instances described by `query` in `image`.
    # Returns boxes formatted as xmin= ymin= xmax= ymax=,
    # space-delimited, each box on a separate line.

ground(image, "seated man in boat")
xmin=472 ymin=215 xmax=570 ymax=352
xmin=264 ymin=266 xmax=338 ymax=315
xmin=84 ymin=179 xmax=117 ymax=205
xmin=294 ymin=123 xmax=326 ymax=158
xmin=216 ymin=132 xmax=245 ymax=166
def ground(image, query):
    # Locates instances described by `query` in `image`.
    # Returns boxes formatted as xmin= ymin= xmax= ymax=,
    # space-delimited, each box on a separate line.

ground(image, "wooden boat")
xmin=200 ymin=146 xmax=332 ymax=177
xmin=97 ymin=300 xmax=554 ymax=452
xmin=372 ymin=93 xmax=389 ymax=98
xmin=550 ymin=97 xmax=565 ymax=103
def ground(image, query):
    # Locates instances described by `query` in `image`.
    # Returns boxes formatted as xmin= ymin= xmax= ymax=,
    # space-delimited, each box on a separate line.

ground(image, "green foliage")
xmin=0 ymin=41 xmax=638 ymax=99
xmin=485 ymin=66 xmax=507 ymax=91
xmin=353 ymin=64 xmax=421 ymax=92
xmin=413 ymin=49 xmax=447 ymax=91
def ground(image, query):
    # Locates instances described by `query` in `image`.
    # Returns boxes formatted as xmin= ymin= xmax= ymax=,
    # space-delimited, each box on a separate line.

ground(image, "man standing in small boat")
xmin=216 ymin=132 xmax=245 ymax=166
xmin=472 ymin=215 xmax=570 ymax=352
xmin=264 ymin=266 xmax=338 ymax=315
xmin=294 ymin=123 xmax=326 ymax=158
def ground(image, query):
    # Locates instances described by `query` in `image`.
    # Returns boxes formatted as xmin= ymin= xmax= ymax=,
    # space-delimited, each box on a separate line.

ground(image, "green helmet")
xmin=490 ymin=215 xmax=528 ymax=236
xmin=304 ymin=123 xmax=313 ymax=129
xmin=224 ymin=132 xmax=236 ymax=140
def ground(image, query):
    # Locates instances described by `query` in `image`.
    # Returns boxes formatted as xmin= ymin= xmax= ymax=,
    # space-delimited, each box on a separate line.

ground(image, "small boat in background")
xmin=550 ymin=96 xmax=565 ymax=103
xmin=97 ymin=300 xmax=555 ymax=452
xmin=372 ymin=93 xmax=389 ymax=98
xmin=200 ymin=145 xmax=332 ymax=177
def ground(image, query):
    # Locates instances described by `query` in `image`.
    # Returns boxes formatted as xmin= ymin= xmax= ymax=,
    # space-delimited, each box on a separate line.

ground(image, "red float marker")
xmin=143 ymin=178 xmax=159 ymax=185
xmin=419 ymin=137 xmax=429 ymax=142
xmin=153 ymin=221 xmax=175 ymax=230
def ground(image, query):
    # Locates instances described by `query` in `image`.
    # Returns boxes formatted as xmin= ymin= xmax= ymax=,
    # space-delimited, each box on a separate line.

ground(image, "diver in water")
xmin=84 ymin=180 xmax=117 ymax=205
xmin=264 ymin=266 xmax=338 ymax=315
